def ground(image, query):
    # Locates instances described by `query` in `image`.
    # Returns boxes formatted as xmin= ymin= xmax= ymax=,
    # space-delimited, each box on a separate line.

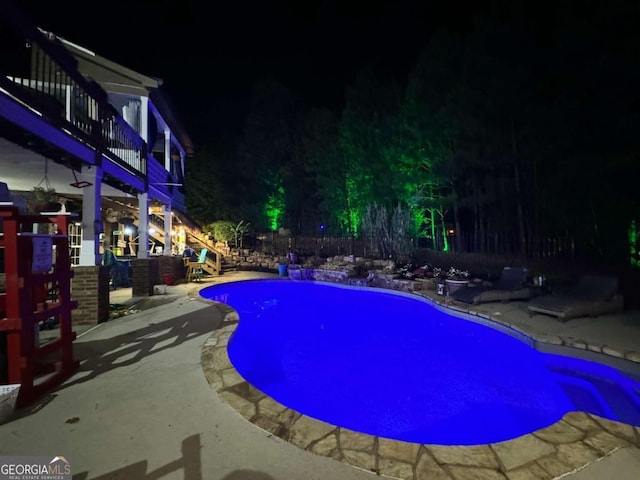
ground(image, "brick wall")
xmin=156 ymin=256 xmax=185 ymax=283
xmin=132 ymin=257 xmax=185 ymax=294
xmin=71 ymin=265 xmax=110 ymax=324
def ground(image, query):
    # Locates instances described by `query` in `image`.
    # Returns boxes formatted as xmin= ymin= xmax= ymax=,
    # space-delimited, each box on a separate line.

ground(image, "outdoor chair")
xmin=528 ymin=274 xmax=623 ymax=321
xmin=103 ymin=248 xmax=131 ymax=289
xmin=450 ymin=266 xmax=532 ymax=305
xmin=186 ymin=248 xmax=208 ymax=282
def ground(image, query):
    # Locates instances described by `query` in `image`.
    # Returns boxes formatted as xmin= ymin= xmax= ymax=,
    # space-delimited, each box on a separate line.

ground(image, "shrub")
xmin=361 ymin=203 xmax=414 ymax=262
xmin=205 ymin=221 xmax=235 ymax=244
xmin=205 ymin=220 xmax=251 ymax=247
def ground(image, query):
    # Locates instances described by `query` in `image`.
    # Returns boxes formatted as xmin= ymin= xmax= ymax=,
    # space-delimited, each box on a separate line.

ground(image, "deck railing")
xmin=0 ymin=2 xmax=146 ymax=176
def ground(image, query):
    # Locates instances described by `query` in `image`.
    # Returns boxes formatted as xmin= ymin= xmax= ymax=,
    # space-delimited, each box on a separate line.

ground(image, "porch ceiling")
xmin=0 ymin=137 xmax=136 ymax=198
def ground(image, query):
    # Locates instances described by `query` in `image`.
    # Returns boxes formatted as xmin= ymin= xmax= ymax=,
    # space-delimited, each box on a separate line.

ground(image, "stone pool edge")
xmin=199 ymin=288 xmax=640 ymax=480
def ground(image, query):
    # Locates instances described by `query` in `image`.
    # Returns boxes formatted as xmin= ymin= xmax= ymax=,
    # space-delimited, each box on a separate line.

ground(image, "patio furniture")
xmin=186 ymin=248 xmax=208 ymax=282
xmin=103 ymin=248 xmax=130 ymax=288
xmin=527 ymin=274 xmax=624 ymax=321
xmin=450 ymin=267 xmax=532 ymax=305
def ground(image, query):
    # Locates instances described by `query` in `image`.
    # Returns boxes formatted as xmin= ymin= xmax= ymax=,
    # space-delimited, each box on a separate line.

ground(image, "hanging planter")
xmin=30 ymin=158 xmax=61 ymax=213
xmin=28 ymin=186 xmax=60 ymax=213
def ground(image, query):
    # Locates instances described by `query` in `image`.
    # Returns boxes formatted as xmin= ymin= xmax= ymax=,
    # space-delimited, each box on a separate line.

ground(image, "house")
xmin=0 ymin=2 xmax=218 ymax=323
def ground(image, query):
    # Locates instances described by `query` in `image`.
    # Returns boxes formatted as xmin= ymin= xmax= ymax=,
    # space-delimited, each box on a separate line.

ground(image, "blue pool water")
xmin=200 ymin=279 xmax=640 ymax=445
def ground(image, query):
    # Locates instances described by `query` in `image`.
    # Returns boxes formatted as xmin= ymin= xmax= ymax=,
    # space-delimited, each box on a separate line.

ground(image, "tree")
xmin=184 ymin=147 xmax=229 ymax=224
xmin=339 ymin=68 xmax=404 ymax=235
xmin=237 ymin=76 xmax=306 ymax=231
xmin=301 ymin=107 xmax=347 ymax=234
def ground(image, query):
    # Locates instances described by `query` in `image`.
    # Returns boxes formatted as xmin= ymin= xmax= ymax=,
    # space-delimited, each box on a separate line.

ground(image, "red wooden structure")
xmin=0 ymin=206 xmax=79 ymax=408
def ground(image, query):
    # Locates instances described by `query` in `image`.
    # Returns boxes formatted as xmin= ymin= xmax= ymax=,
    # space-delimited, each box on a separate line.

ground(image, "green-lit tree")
xmin=264 ymin=176 xmax=285 ymax=231
xmin=399 ymin=32 xmax=462 ymax=251
xmin=339 ymin=69 xmax=404 ymax=236
xmin=301 ymin=107 xmax=347 ymax=234
xmin=237 ymin=76 xmax=305 ymax=231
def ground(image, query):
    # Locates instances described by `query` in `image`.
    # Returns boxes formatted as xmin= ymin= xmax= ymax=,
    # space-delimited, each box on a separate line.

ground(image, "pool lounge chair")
xmin=527 ymin=274 xmax=623 ymax=322
xmin=450 ymin=267 xmax=532 ymax=305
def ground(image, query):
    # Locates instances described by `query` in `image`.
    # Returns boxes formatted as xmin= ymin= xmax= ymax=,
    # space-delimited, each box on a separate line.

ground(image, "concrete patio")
xmin=1 ymin=270 xmax=639 ymax=479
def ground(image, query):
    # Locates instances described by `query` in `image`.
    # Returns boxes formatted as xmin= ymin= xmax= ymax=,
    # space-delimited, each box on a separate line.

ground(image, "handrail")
xmin=2 ymin=3 xmax=107 ymax=103
xmin=1 ymin=1 xmax=147 ymax=176
xmin=185 ymin=228 xmax=224 ymax=274
xmin=149 ymin=213 xmax=165 ymax=230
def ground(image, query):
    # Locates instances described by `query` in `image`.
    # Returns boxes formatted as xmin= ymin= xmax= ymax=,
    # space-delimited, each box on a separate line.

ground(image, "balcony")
xmin=0 ymin=5 xmax=184 ymax=210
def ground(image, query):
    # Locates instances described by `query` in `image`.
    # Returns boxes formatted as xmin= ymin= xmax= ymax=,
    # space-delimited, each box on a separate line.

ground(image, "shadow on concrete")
xmin=221 ymin=470 xmax=275 ymax=480
xmin=73 ymin=434 xmax=202 ymax=480
xmin=58 ymin=303 xmax=234 ymax=390
xmin=125 ymin=294 xmax=189 ymax=311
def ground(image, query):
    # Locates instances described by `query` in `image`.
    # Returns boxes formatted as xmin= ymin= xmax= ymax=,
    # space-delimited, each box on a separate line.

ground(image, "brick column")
xmin=71 ymin=265 xmax=110 ymax=324
xmin=132 ymin=258 xmax=159 ymax=296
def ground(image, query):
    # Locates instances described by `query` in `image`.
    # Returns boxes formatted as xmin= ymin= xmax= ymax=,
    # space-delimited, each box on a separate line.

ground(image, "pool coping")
xmin=199 ymin=280 xmax=640 ymax=480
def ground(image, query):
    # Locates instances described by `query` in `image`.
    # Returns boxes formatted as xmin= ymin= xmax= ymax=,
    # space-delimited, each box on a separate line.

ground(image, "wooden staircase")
xmin=142 ymin=212 xmax=226 ymax=276
xmin=185 ymin=230 xmax=224 ymax=276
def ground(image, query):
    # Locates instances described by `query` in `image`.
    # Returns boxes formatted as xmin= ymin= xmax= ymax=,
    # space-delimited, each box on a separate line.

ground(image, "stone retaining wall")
xmin=225 ymin=249 xmax=290 ymax=271
xmin=288 ymin=266 xmax=425 ymax=293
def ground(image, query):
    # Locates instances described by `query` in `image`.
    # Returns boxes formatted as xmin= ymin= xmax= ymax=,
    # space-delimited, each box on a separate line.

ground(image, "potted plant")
xmin=432 ymin=267 xmax=470 ymax=295
xmin=443 ymin=267 xmax=470 ymax=295
xmin=28 ymin=186 xmax=60 ymax=213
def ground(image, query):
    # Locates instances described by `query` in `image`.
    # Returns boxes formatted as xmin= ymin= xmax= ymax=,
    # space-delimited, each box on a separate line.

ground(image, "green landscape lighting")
xmin=411 ymin=208 xmax=427 ymax=238
xmin=265 ymin=185 xmax=285 ymax=231
xmin=629 ymin=220 xmax=638 ymax=268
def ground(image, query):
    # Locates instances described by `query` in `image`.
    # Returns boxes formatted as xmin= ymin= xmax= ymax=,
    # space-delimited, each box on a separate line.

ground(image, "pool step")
xmin=552 ymin=370 xmax=640 ymax=425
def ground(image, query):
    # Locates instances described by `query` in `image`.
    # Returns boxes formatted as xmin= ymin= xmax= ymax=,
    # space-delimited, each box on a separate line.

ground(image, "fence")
xmin=252 ymin=233 xmax=366 ymax=258
xmin=253 ymin=231 xmax=583 ymax=262
xmin=437 ymin=232 xmax=577 ymax=261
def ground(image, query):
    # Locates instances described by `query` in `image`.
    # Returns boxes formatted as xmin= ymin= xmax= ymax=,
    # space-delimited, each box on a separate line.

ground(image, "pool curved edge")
xmin=199 ymin=283 xmax=640 ymax=480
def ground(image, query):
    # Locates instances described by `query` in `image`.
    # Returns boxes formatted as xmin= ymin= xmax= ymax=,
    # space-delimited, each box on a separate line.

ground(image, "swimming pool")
xmin=200 ymin=279 xmax=640 ymax=445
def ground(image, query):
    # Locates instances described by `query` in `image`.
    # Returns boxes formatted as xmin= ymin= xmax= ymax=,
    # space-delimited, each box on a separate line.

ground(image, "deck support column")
xmin=163 ymin=202 xmax=172 ymax=255
xmin=78 ymin=165 xmax=103 ymax=266
xmin=137 ymin=192 xmax=149 ymax=259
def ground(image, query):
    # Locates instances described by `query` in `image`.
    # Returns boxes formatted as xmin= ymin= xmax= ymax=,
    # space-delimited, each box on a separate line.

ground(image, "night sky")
xmin=16 ymin=0 xmax=484 ymax=145
xmin=6 ymin=0 xmax=640 ymax=266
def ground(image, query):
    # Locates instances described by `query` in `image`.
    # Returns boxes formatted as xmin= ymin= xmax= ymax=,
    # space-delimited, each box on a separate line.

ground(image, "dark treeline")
xmin=186 ymin=1 xmax=640 ymax=265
